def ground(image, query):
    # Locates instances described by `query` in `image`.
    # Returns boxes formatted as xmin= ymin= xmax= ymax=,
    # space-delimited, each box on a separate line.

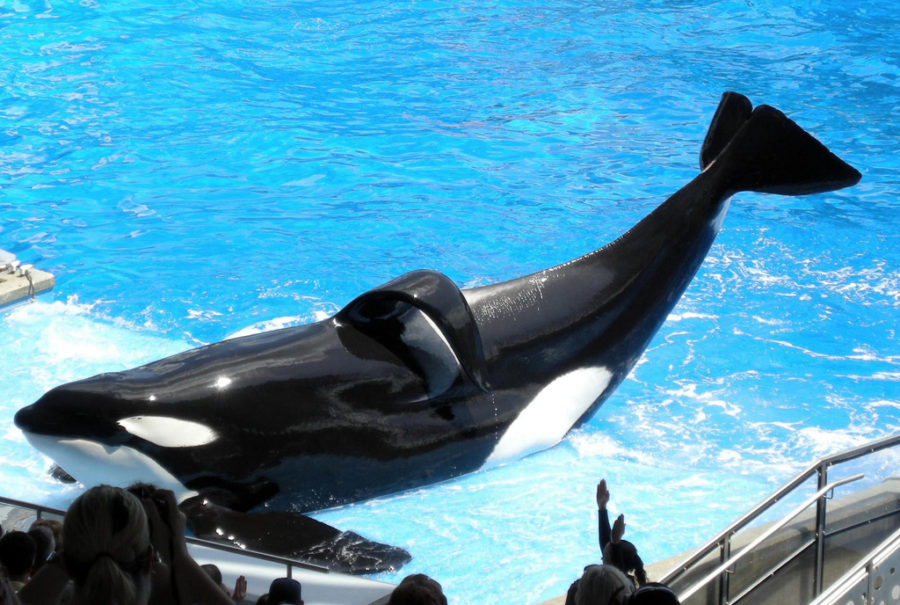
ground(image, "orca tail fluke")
xmin=700 ymin=91 xmax=753 ymax=170
xmin=704 ymin=92 xmax=861 ymax=196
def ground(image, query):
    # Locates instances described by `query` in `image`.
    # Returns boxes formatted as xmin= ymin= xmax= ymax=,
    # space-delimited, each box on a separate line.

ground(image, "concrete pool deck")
xmin=0 ymin=249 xmax=54 ymax=309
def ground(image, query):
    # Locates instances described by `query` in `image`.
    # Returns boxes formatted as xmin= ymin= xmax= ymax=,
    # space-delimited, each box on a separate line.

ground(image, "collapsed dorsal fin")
xmin=336 ymin=269 xmax=491 ymax=393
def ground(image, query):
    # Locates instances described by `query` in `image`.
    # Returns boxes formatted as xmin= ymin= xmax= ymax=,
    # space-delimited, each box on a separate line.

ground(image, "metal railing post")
xmin=813 ymin=462 xmax=829 ymax=597
xmin=719 ymin=534 xmax=732 ymax=605
xmin=676 ymin=474 xmax=863 ymax=605
xmin=659 ymin=432 xmax=900 ymax=593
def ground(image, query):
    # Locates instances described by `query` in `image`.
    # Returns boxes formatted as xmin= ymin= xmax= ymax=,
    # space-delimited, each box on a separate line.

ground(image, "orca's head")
xmin=14 ymin=374 xmax=215 ymax=501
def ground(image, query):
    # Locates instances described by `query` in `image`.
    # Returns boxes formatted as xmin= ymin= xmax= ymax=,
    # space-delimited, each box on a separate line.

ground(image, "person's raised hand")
xmin=231 ymin=576 xmax=247 ymax=603
xmin=141 ymin=487 xmax=188 ymax=563
xmin=596 ymin=478 xmax=610 ymax=509
xmin=611 ymin=513 xmax=626 ymax=543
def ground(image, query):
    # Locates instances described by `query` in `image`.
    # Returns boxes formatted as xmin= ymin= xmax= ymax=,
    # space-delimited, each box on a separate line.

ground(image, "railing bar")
xmin=661 ymin=469 xmax=826 ymax=585
xmin=660 ymin=432 xmax=900 ymax=586
xmin=719 ymin=537 xmax=731 ymax=605
xmin=813 ymin=464 xmax=828 ymax=596
xmin=727 ymin=539 xmax=815 ymax=605
xmin=822 ymin=505 xmax=900 ymax=540
xmin=0 ymin=494 xmax=330 ymax=573
xmin=866 ymin=561 xmax=874 ymax=605
xmin=677 ymin=473 xmax=864 ymax=604
xmin=809 ymin=526 xmax=900 ymax=605
xmin=818 ymin=434 xmax=900 ymax=467
xmin=184 ymin=536 xmax=330 ymax=572
xmin=0 ymin=495 xmax=66 ymax=517
xmin=810 ymin=567 xmax=869 ymax=605
xmin=725 ymin=504 xmax=900 ymax=605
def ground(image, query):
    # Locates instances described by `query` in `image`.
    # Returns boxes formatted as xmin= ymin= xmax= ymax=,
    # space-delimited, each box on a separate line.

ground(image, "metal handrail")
xmin=808 ymin=525 xmax=900 ymax=605
xmin=726 ymin=504 xmax=900 ymax=605
xmin=677 ymin=474 xmax=863 ymax=603
xmin=0 ymin=494 xmax=330 ymax=576
xmin=0 ymin=494 xmax=66 ymax=520
xmin=726 ymin=538 xmax=814 ymax=605
xmin=659 ymin=431 xmax=900 ymax=592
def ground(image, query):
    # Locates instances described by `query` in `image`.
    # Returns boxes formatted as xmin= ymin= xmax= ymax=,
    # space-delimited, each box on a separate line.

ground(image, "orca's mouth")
xmin=15 ymin=400 xmax=122 ymax=442
xmin=21 ymin=432 xmax=198 ymax=502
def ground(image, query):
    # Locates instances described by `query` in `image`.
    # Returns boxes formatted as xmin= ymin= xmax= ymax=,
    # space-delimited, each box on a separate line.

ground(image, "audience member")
xmin=59 ymin=484 xmax=233 ymax=605
xmin=387 ymin=573 xmax=447 ymax=605
xmin=1 ymin=569 xmax=23 ymax=605
xmin=597 ymin=479 xmax=648 ymax=586
xmin=232 ymin=574 xmax=248 ymax=603
xmin=62 ymin=485 xmax=156 ymax=604
xmin=255 ymin=594 xmax=269 ymax=605
xmin=29 ymin=520 xmax=62 ymax=555
xmin=563 ymin=577 xmax=580 ymax=605
xmin=575 ymin=564 xmax=634 ymax=605
xmin=201 ymin=563 xmax=247 ymax=603
xmin=267 ymin=577 xmax=302 ymax=605
xmin=202 ymin=564 xmax=229 ymax=594
xmin=628 ymin=582 xmax=681 ymax=604
xmin=0 ymin=531 xmax=36 ymax=592
xmin=26 ymin=526 xmax=55 ymax=574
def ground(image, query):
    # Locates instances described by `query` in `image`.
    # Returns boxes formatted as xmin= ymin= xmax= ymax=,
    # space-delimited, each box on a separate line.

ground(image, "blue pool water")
xmin=2 ymin=1 xmax=898 ymax=603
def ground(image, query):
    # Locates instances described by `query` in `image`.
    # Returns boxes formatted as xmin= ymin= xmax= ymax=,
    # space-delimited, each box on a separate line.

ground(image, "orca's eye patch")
xmin=117 ymin=416 xmax=218 ymax=448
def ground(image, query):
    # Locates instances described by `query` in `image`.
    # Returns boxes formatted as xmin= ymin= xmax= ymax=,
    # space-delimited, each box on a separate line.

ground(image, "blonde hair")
xmin=63 ymin=485 xmax=152 ymax=605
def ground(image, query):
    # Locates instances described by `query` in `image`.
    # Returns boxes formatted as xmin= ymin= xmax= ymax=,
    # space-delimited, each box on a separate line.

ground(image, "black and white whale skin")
xmin=15 ymin=93 xmax=861 ymax=570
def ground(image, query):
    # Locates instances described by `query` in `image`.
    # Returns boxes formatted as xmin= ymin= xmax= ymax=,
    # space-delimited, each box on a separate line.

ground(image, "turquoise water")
xmin=2 ymin=1 xmax=898 ymax=603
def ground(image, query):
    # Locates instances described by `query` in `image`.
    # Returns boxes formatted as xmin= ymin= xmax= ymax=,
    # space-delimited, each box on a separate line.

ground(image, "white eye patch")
xmin=117 ymin=416 xmax=218 ymax=448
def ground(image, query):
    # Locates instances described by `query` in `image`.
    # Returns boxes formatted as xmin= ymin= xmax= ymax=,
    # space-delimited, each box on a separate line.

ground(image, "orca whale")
xmin=15 ymin=92 xmax=861 ymax=571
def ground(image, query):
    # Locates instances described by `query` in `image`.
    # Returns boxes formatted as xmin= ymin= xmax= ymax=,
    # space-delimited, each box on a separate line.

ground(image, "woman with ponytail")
xmin=47 ymin=485 xmax=231 ymax=605
xmin=62 ymin=485 xmax=154 ymax=604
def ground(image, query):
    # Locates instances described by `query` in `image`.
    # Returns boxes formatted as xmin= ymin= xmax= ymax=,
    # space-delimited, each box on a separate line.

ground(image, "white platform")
xmin=0 ymin=249 xmax=54 ymax=308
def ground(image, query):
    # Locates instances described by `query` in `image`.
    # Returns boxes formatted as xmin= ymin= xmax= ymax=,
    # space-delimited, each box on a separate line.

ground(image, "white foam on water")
xmin=225 ymin=315 xmax=308 ymax=339
xmin=224 ymin=304 xmax=338 ymax=339
xmin=666 ymin=311 xmax=718 ymax=322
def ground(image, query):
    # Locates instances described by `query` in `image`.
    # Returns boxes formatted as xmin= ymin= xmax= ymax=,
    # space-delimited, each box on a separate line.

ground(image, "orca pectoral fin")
xmin=49 ymin=463 xmax=77 ymax=483
xmin=180 ymin=497 xmax=411 ymax=574
xmin=337 ymin=269 xmax=492 ymax=393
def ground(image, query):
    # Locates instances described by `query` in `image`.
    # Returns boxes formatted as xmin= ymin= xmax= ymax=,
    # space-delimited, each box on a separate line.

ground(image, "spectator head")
xmin=201 ymin=563 xmax=231 ymax=595
xmin=30 ymin=518 xmax=63 ymax=553
xmin=268 ymin=577 xmax=303 ymax=604
xmin=575 ymin=564 xmax=634 ymax=605
xmin=0 ymin=530 xmax=37 ymax=581
xmin=564 ymin=578 xmax=580 ymax=605
xmin=63 ymin=485 xmax=154 ymax=605
xmin=201 ymin=563 xmax=223 ymax=585
xmin=27 ymin=525 xmax=56 ymax=571
xmin=628 ymin=583 xmax=681 ymax=604
xmin=387 ymin=573 xmax=448 ymax=605
xmin=603 ymin=540 xmax=643 ymax=574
